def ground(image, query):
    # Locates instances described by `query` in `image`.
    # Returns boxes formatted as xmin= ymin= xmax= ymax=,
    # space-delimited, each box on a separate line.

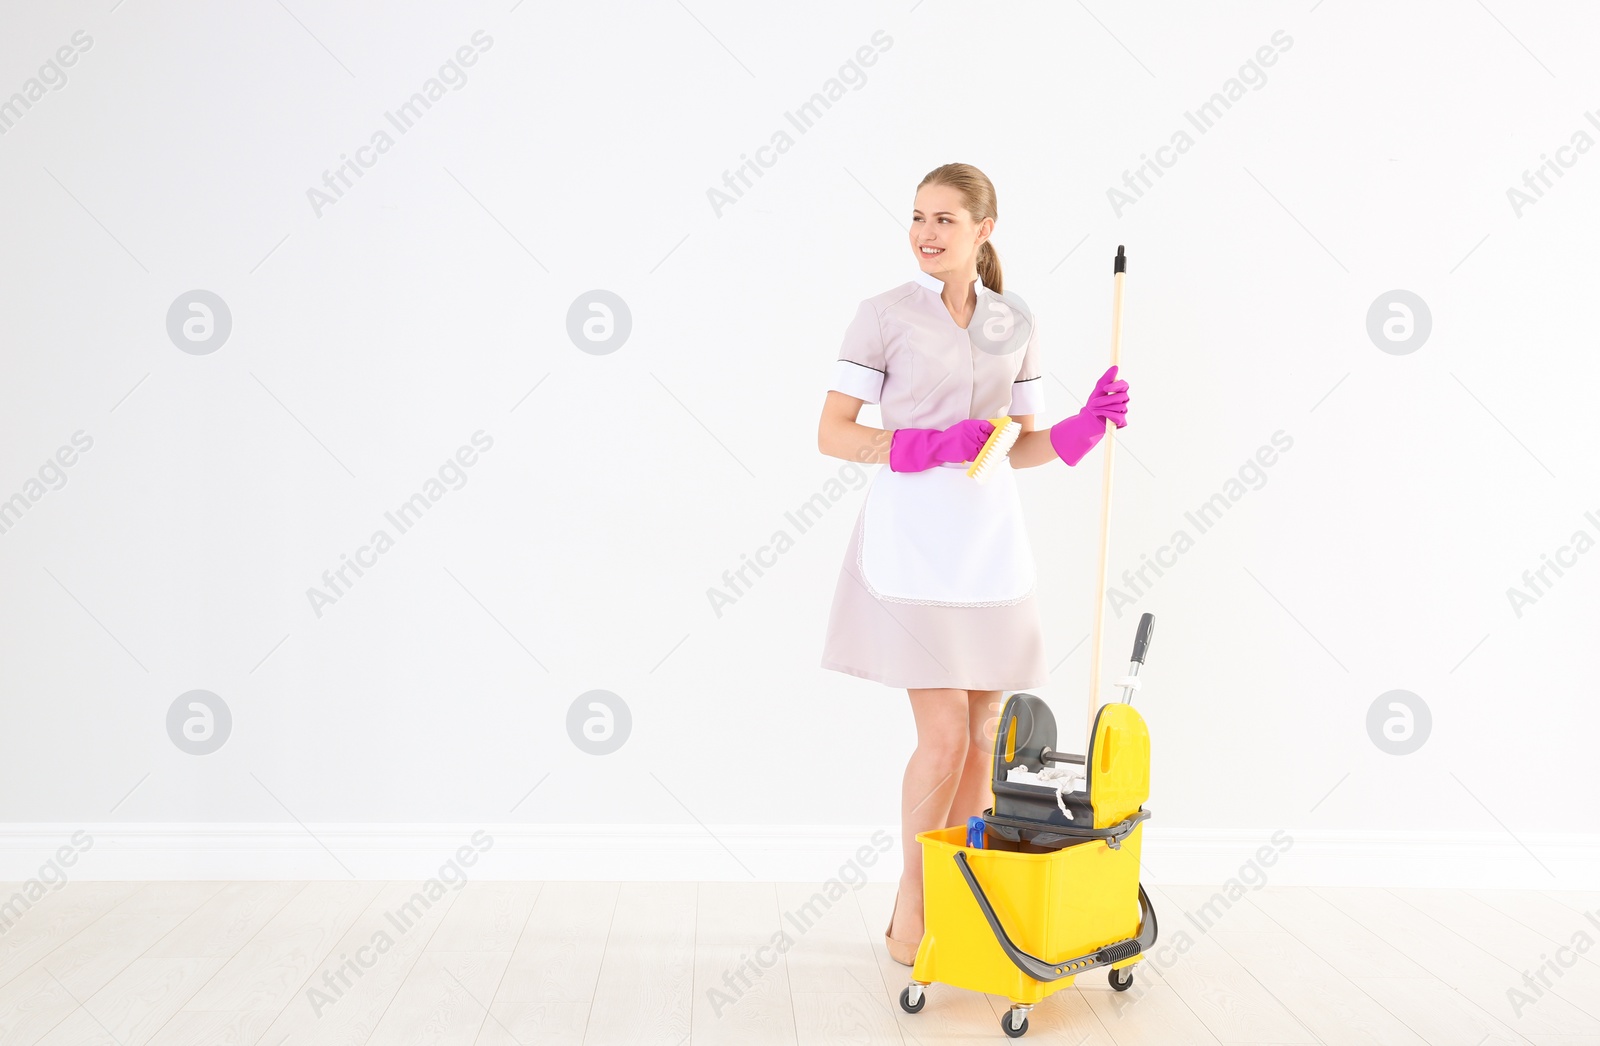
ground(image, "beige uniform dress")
xmin=820 ymin=268 xmax=1049 ymax=691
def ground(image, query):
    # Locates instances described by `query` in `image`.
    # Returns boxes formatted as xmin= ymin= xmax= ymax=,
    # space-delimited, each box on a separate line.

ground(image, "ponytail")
xmin=977 ymin=239 xmax=1003 ymax=296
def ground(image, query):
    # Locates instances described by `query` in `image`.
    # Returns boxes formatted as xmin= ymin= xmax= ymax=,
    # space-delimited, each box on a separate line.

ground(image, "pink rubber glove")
xmin=889 ymin=418 xmax=995 ymax=473
xmin=1049 ymin=366 xmax=1130 ymax=467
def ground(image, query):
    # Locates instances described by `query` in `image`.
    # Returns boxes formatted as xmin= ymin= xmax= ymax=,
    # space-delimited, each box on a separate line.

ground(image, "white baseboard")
xmin=1 ymin=824 xmax=1595 ymax=890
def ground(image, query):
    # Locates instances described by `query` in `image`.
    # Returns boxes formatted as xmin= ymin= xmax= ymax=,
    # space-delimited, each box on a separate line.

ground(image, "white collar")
xmin=913 ymin=267 xmax=987 ymax=297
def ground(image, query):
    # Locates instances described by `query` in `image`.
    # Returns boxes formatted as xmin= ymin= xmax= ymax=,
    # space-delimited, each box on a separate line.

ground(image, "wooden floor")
xmin=0 ymin=879 xmax=1595 ymax=1044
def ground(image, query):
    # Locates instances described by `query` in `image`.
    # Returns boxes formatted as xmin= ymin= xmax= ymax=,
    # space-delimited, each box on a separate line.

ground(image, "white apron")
xmin=858 ymin=459 xmax=1036 ymax=606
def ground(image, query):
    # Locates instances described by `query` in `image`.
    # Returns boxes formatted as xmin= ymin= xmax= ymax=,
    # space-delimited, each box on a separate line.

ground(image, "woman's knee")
xmin=965 ymin=690 xmax=1004 ymax=751
xmin=908 ymin=688 xmax=972 ymax=769
xmin=914 ymin=722 xmax=969 ymax=771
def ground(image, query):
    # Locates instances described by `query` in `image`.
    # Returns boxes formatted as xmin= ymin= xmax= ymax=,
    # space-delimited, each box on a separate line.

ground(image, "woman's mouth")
xmin=919 ymin=246 xmax=944 ymax=257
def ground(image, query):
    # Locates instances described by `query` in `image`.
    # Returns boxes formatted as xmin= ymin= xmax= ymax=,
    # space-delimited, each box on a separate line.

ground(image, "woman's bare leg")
xmin=949 ymin=690 xmax=1004 ymax=830
xmin=892 ymin=687 xmax=970 ymax=944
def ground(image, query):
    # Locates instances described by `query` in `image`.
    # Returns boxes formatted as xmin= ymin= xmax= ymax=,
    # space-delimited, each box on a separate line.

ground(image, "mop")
xmin=1002 ymin=245 xmax=1140 ymax=828
xmin=1087 ymin=246 xmax=1130 ymax=743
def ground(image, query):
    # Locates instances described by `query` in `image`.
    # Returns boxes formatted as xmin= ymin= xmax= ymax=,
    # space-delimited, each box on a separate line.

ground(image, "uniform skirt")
xmin=819 ymin=504 xmax=1050 ymax=692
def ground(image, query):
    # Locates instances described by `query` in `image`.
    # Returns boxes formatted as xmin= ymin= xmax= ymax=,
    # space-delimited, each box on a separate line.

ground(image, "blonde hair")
xmin=917 ymin=163 xmax=1002 ymax=294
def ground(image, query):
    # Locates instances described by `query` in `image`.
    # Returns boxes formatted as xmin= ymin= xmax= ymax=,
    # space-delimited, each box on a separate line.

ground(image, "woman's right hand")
xmin=889 ymin=418 xmax=995 ymax=473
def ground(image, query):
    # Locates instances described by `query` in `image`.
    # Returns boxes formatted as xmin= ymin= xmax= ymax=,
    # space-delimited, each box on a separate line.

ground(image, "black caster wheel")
xmin=1109 ymin=966 xmax=1134 ymax=991
xmin=1001 ymin=1011 xmax=1029 ymax=1037
xmin=898 ymin=985 xmax=925 ymax=1013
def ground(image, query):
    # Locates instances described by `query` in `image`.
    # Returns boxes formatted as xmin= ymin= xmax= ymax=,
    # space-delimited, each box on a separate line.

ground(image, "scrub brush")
xmin=966 ymin=416 xmax=1020 ymax=482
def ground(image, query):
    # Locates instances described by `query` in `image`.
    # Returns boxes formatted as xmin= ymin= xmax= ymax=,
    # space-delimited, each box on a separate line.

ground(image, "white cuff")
xmin=1010 ymin=376 xmax=1044 ymax=415
xmin=830 ymin=359 xmax=884 ymax=403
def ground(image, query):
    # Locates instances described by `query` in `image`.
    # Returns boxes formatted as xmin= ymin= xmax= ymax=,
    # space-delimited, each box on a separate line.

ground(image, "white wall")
xmin=1 ymin=0 xmax=1596 ymax=887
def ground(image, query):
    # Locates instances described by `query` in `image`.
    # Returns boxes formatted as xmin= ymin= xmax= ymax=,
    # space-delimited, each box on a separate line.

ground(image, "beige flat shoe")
xmin=885 ymin=886 xmax=921 ymax=966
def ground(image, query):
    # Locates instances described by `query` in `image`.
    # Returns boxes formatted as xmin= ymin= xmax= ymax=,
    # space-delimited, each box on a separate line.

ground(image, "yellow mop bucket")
xmin=898 ymin=633 xmax=1158 ymax=1039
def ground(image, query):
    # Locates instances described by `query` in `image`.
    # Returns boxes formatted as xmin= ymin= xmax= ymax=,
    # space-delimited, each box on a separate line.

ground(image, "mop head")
xmin=966 ymin=416 xmax=1020 ymax=483
xmin=1005 ymin=763 xmax=1087 ymax=819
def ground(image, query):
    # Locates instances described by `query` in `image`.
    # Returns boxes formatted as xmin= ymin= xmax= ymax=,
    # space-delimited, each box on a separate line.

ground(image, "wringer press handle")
xmin=1041 ymin=612 xmax=1156 ymax=764
xmin=1117 ymin=612 xmax=1155 ymax=705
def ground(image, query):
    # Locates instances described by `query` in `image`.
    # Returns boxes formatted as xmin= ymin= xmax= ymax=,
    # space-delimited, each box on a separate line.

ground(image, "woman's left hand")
xmin=1083 ymin=365 xmax=1129 ymax=427
xmin=1048 ymin=366 xmax=1131 ymax=467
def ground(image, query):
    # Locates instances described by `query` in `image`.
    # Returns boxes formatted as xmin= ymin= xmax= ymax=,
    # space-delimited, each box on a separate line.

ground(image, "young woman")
xmin=815 ymin=163 xmax=1130 ymax=966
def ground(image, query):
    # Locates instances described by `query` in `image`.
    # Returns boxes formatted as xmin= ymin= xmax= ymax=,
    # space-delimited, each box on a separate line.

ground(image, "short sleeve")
xmin=828 ymin=300 xmax=886 ymax=404
xmin=1010 ymin=316 xmax=1045 ymax=415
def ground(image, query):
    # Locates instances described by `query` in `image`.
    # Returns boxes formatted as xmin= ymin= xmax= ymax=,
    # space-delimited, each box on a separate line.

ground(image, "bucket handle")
xmin=982 ymin=807 xmax=1151 ymax=850
xmin=951 ymin=850 xmax=1159 ymax=983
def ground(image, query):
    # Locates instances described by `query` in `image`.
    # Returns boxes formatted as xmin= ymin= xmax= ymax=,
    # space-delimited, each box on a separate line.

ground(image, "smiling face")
xmin=910 ymin=182 xmax=993 ymax=281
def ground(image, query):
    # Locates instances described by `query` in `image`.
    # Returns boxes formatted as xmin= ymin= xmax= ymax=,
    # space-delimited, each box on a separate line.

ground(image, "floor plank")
xmin=1137 ymin=884 xmax=1320 ymax=1044
xmin=249 ymin=879 xmax=465 ymax=1045
xmin=1389 ymin=889 xmax=1600 ymax=1034
xmin=174 ymin=880 xmax=380 ymax=1013
xmin=1082 ymin=980 xmax=1225 ymax=1045
xmin=494 ymin=881 xmax=610 ymax=1006
xmin=367 ymin=951 xmax=511 ymax=1045
xmin=0 ymin=882 xmax=144 ymax=991
xmin=0 ymin=965 xmax=96 ymax=1045
xmin=1208 ymin=929 xmax=1430 ymax=1046
xmin=690 ymin=882 xmax=797 ymax=1046
xmin=37 ymin=956 xmax=226 ymax=1046
xmin=1246 ymin=886 xmax=1432 ymax=981
xmin=1318 ymin=886 xmax=1600 ymax=1040
xmin=1237 ymin=883 xmax=1524 ymax=1045
xmin=1468 ymin=889 xmax=1600 ymax=972
xmin=142 ymin=881 xmax=304 ymax=960
xmin=0 ymin=881 xmax=1591 ymax=1045
xmin=777 ymin=882 xmax=880 ymax=996
xmin=426 ymin=881 xmax=539 ymax=955
xmin=1540 ymin=891 xmax=1600 ymax=919
xmin=1347 ymin=975 xmax=1534 ymax=1046
xmin=1 ymin=882 xmax=223 ymax=1040
xmin=583 ymin=882 xmax=695 ymax=1046
xmin=792 ymin=991 xmax=904 ymax=1045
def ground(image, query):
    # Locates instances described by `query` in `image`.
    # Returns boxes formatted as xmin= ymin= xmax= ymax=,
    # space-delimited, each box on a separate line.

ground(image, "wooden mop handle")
xmin=1087 ymin=245 xmax=1126 ymax=743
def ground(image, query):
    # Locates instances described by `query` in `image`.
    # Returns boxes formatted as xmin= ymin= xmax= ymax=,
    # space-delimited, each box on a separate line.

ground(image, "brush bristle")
xmin=968 ymin=418 xmax=1020 ymax=482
